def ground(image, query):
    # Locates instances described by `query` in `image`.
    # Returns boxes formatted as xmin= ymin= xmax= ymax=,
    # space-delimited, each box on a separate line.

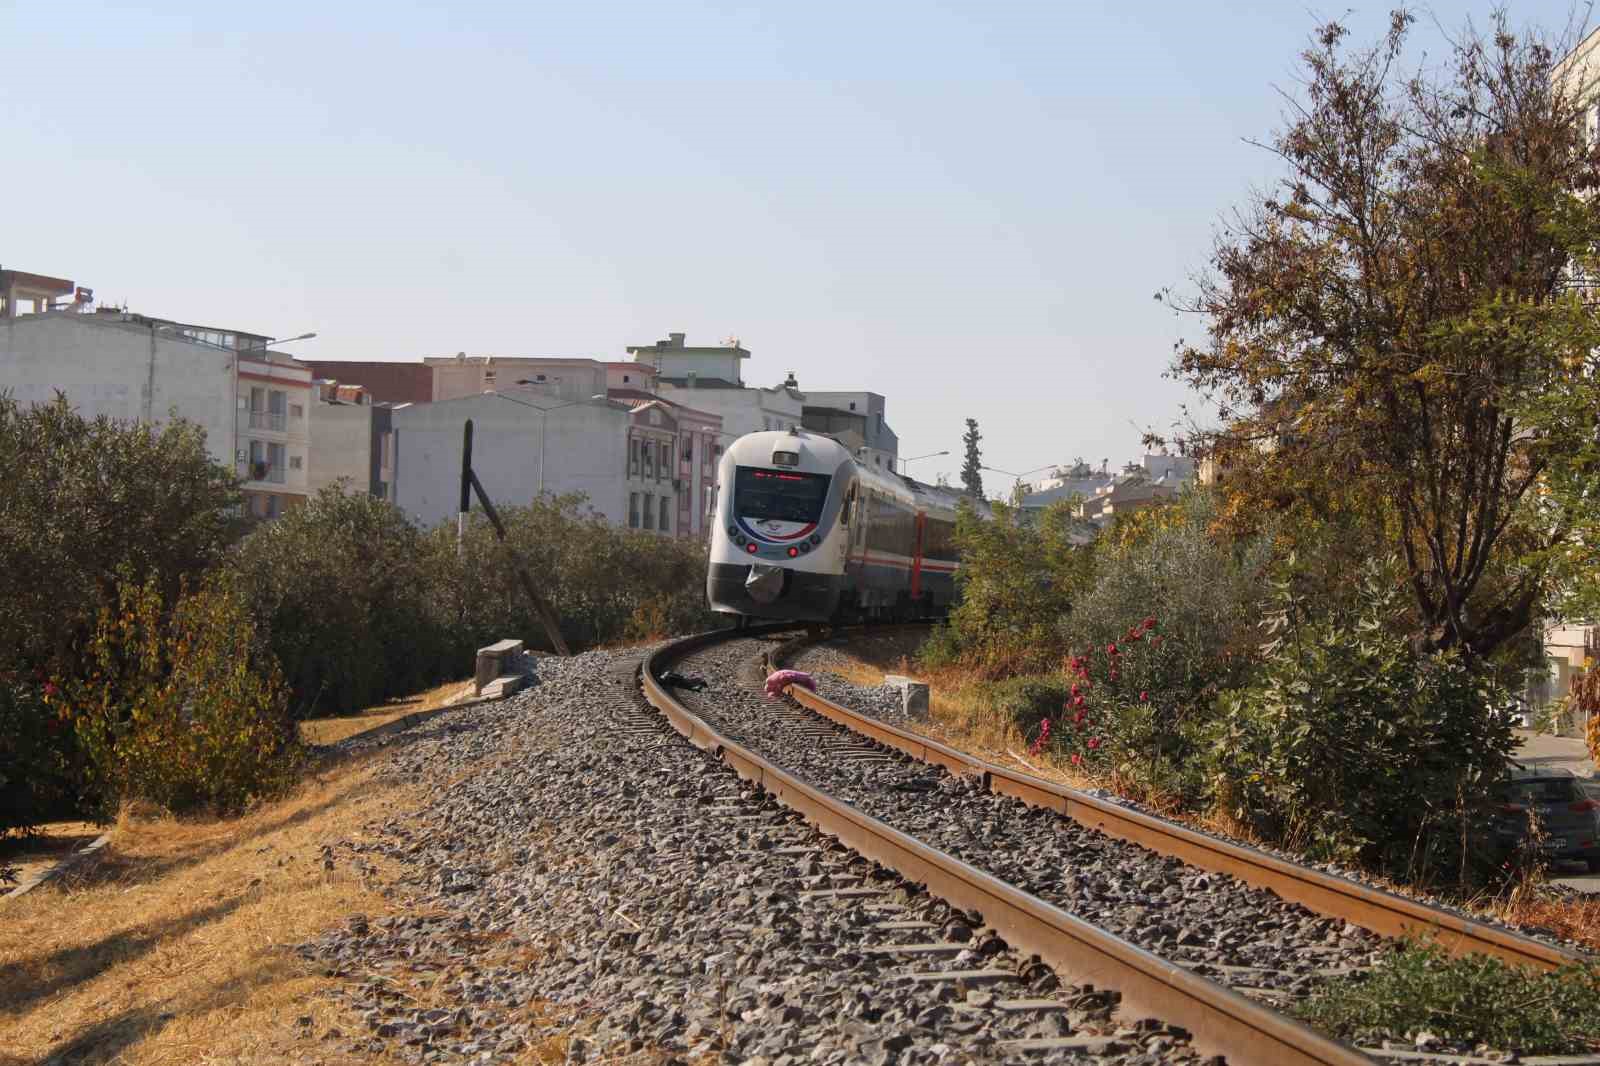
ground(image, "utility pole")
xmin=458 ymin=419 xmax=571 ymax=655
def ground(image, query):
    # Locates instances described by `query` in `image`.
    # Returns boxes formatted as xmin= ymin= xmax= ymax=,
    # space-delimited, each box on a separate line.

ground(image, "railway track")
xmin=640 ymin=624 xmax=1595 ymax=1066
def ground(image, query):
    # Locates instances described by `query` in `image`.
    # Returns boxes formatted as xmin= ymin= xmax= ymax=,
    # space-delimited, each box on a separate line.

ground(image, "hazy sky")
xmin=3 ymin=2 xmax=1589 ymax=490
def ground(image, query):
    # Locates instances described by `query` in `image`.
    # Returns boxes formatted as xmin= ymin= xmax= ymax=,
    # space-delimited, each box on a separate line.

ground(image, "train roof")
xmin=726 ymin=429 xmax=988 ymax=518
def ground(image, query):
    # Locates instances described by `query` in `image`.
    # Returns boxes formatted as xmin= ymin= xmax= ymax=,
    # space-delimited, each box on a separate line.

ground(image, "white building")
xmin=801 ymin=389 xmax=898 ymax=471
xmin=0 ymin=301 xmax=313 ymax=518
xmin=629 ymin=332 xmax=805 ymax=438
xmin=389 ymin=390 xmax=636 ymax=529
xmin=308 ymin=381 xmax=393 ymax=500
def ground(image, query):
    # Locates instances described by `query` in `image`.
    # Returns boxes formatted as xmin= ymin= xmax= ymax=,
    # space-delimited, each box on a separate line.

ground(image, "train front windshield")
xmin=734 ymin=468 xmax=831 ymax=524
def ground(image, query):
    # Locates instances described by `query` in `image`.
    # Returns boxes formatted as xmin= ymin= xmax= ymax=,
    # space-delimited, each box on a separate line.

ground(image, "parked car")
xmin=1490 ymin=768 xmax=1600 ymax=872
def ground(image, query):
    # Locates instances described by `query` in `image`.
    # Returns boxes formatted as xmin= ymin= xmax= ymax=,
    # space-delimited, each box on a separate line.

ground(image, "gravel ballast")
xmin=297 ymin=645 xmax=1212 ymax=1064
xmin=672 ymin=636 xmax=1392 ymax=1008
xmin=785 ymin=636 xmax=1598 ymax=957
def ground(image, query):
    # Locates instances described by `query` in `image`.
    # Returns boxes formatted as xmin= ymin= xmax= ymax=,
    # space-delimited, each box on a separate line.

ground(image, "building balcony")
xmin=249 ymin=410 xmax=287 ymax=431
xmin=243 ymin=461 xmax=286 ymax=485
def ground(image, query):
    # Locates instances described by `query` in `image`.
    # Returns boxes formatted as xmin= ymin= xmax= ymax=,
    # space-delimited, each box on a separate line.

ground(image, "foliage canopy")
xmin=1167 ymin=12 xmax=1600 ymax=657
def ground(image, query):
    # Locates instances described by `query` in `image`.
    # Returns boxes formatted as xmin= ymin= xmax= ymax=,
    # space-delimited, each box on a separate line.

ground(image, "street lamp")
xmin=501 ymin=386 xmax=609 ymax=494
xmin=898 ymin=449 xmax=949 ymax=475
xmin=247 ymin=331 xmax=317 ymax=350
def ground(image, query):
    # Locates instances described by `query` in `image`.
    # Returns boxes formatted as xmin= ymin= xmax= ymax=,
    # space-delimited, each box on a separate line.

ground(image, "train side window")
xmin=842 ymin=485 xmax=856 ymax=527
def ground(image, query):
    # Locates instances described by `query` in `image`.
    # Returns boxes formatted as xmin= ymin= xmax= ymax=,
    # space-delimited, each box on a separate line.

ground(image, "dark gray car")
xmin=1491 ymin=768 xmax=1600 ymax=872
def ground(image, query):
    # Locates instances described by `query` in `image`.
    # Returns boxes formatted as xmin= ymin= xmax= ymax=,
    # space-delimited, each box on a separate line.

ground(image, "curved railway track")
xmin=640 ymin=624 xmax=1593 ymax=1066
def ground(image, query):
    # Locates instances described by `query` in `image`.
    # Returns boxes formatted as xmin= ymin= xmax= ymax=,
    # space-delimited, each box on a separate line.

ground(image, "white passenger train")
xmin=707 ymin=429 xmax=982 ymax=623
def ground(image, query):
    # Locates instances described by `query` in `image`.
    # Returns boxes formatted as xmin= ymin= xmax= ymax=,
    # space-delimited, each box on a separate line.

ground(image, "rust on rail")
xmin=644 ymin=627 xmax=1374 ymax=1066
xmin=767 ymin=631 xmax=1585 ymax=975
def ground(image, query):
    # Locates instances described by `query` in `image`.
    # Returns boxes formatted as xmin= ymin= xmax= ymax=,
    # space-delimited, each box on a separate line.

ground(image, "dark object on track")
xmin=659 ymin=670 xmax=709 ymax=692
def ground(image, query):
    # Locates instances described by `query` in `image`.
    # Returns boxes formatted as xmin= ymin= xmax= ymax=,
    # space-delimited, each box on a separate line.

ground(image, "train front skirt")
xmin=708 ymin=563 xmax=842 ymax=622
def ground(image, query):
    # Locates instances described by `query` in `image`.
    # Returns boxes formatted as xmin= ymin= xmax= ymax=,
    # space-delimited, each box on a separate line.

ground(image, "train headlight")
xmin=809 ymin=533 xmax=820 ymax=545
xmin=745 ymin=542 xmax=758 ymax=554
xmin=787 ymin=546 xmax=799 ymax=558
xmin=734 ymin=532 xmax=747 ymax=546
xmin=799 ymin=541 xmax=811 ymax=554
xmin=728 ymin=525 xmax=739 ymax=537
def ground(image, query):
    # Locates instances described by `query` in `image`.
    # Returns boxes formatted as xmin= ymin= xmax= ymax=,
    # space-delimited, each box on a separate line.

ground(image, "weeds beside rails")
xmin=1295 ymin=938 xmax=1600 ymax=1055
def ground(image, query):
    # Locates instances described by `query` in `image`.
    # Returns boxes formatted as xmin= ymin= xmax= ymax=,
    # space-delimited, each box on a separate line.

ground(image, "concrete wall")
xmin=653 ymin=351 xmax=744 ymax=383
xmin=655 ymin=383 xmax=802 ymax=440
xmin=0 ymin=312 xmax=235 ymax=466
xmin=427 ymin=357 xmax=608 ymax=403
xmin=308 ymin=402 xmax=375 ymax=496
xmin=391 ymin=393 xmax=629 ymax=529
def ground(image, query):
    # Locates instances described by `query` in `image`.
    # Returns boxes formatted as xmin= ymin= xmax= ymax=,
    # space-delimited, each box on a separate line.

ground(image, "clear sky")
xmin=2 ymin=1 xmax=1588 ymax=491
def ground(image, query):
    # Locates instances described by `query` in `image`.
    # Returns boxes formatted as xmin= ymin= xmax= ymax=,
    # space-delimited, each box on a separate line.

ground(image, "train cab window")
xmin=841 ymin=484 xmax=856 ymax=527
xmin=734 ymin=467 xmax=832 ymax=524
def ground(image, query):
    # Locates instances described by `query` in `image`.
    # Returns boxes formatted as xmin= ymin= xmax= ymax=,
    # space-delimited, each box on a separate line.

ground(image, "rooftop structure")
xmin=628 ymin=331 xmax=750 ymax=387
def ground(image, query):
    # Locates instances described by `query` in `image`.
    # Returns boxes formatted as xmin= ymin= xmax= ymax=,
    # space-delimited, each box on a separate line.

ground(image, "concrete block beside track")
xmin=475 ymin=638 xmax=525 ymax=696
xmin=884 ymin=674 xmax=929 ymax=718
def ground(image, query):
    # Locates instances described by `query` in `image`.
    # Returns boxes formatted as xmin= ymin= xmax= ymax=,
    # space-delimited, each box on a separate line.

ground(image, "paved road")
xmin=1513 ymin=732 xmax=1600 ymax=893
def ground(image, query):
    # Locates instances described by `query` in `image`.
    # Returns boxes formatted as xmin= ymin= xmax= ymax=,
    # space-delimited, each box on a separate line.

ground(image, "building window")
xmin=266 ymin=494 xmax=281 ymax=519
xmin=643 ymin=441 xmax=654 ymax=478
xmin=629 ymin=439 xmax=640 ymax=477
xmin=641 ymin=494 xmax=653 ymax=530
xmin=849 ymin=402 xmax=856 ymax=411
xmin=623 ymin=374 xmax=630 ymax=383
xmin=659 ymin=496 xmax=670 ymax=532
xmin=659 ymin=442 xmax=670 ymax=474
xmin=629 ymin=493 xmax=640 ymax=528
xmin=683 ymin=436 xmax=692 ymax=463
xmin=267 ymin=442 xmax=286 ymax=483
xmin=290 ymin=403 xmax=304 ymax=419
xmin=289 ymin=455 xmax=303 ymax=470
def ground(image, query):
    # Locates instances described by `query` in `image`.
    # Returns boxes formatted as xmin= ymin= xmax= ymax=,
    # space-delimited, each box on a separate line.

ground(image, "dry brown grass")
xmin=0 ymin=751 xmax=420 ymax=1065
xmin=298 ymin=678 xmax=473 ymax=746
xmin=1504 ymin=894 xmax=1600 ymax=952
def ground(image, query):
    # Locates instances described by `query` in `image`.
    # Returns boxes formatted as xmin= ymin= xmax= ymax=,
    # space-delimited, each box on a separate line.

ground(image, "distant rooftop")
xmin=626 ymin=331 xmax=750 ymax=359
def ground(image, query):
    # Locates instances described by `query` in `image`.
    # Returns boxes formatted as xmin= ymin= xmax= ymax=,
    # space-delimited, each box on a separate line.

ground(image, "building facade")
xmin=389 ymin=391 xmax=637 ymax=529
xmin=236 ymin=346 xmax=314 ymax=517
xmin=308 ymin=381 xmax=394 ymax=500
xmin=631 ymin=331 xmax=805 ymax=439
xmin=801 ymin=389 xmax=898 ymax=471
xmin=0 ymin=303 xmax=313 ymax=517
xmin=302 ymin=360 xmax=434 ymax=405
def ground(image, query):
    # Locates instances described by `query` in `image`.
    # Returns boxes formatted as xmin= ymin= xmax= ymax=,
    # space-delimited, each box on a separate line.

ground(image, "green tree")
xmin=227 ymin=486 xmax=452 ymax=716
xmin=0 ymin=393 xmax=240 ymax=672
xmin=63 ymin=574 xmax=302 ymax=817
xmin=960 ymin=418 xmax=984 ymax=500
xmin=1165 ymin=13 xmax=1600 ymax=658
xmin=0 ymin=393 xmax=239 ymax=832
xmin=926 ymin=499 xmax=1093 ymax=675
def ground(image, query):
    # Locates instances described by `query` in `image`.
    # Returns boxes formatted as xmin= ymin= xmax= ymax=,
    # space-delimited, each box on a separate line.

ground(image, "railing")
xmin=249 ymin=411 xmax=287 ymax=431
xmin=243 ymin=461 xmax=286 ymax=485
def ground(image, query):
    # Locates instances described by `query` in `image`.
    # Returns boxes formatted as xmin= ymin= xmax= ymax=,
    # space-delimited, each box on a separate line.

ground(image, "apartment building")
xmin=308 ymin=381 xmax=394 ymax=500
xmin=389 ymin=390 xmax=636 ymax=528
xmin=801 ymin=389 xmax=899 ymax=471
xmin=631 ymin=332 xmax=805 ymax=438
xmin=0 ymin=287 xmax=313 ymax=517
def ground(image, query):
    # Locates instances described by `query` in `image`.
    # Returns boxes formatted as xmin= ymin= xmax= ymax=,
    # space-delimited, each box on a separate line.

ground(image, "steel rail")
xmin=643 ymin=626 xmax=1375 ymax=1066
xmin=767 ymin=632 xmax=1588 ymax=974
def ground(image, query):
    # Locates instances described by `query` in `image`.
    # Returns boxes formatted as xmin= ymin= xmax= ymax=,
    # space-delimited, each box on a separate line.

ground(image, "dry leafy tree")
xmin=1165 ymin=11 xmax=1600 ymax=658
